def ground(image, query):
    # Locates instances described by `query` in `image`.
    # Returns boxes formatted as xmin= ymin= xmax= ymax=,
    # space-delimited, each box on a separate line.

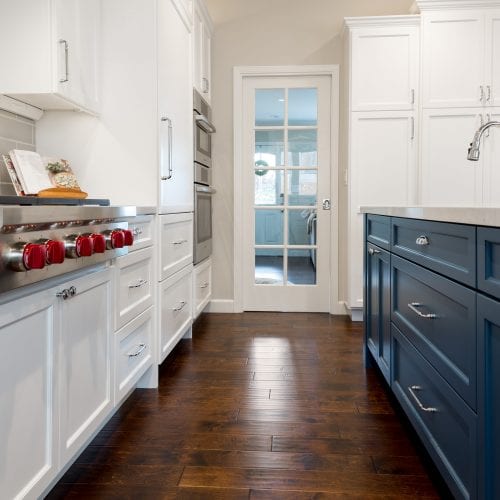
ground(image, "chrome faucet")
xmin=467 ymin=120 xmax=500 ymax=161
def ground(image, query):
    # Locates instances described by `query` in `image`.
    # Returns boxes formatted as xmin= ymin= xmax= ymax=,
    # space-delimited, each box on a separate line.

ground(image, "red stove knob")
xmin=76 ymin=235 xmax=93 ymax=257
xmin=45 ymin=240 xmax=65 ymax=264
xmin=110 ymin=230 xmax=125 ymax=249
xmin=23 ymin=243 xmax=46 ymax=270
xmin=90 ymin=234 xmax=106 ymax=254
xmin=122 ymin=229 xmax=134 ymax=246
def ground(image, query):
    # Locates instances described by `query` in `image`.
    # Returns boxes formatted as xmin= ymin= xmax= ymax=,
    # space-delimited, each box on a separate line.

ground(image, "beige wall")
xmin=206 ymin=0 xmax=414 ymax=303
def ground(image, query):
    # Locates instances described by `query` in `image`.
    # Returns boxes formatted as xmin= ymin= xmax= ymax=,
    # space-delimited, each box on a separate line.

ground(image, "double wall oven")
xmin=193 ymin=89 xmax=216 ymax=265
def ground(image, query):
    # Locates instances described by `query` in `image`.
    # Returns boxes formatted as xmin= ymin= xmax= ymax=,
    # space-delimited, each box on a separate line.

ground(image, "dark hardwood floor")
xmin=46 ymin=313 xmax=449 ymax=499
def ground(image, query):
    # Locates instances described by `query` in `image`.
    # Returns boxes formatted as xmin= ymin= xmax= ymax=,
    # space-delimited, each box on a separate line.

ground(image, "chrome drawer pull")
xmin=128 ymin=279 xmax=148 ymax=289
xmin=173 ymin=300 xmax=187 ymax=312
xmin=127 ymin=343 xmax=146 ymax=357
xmin=415 ymin=235 xmax=429 ymax=246
xmin=172 ymin=239 xmax=188 ymax=246
xmin=408 ymin=385 xmax=438 ymax=413
xmin=200 ymin=281 xmax=209 ymax=289
xmin=408 ymin=302 xmax=436 ymax=319
xmin=368 ymin=247 xmax=381 ymax=255
xmin=132 ymin=227 xmax=143 ymax=236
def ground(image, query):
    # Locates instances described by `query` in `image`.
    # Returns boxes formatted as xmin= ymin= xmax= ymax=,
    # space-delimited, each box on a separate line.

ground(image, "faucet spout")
xmin=467 ymin=120 xmax=500 ymax=161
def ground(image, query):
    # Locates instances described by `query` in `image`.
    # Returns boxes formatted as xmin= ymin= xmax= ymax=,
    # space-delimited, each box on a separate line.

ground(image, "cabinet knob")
xmin=415 ymin=235 xmax=429 ymax=246
xmin=367 ymin=247 xmax=381 ymax=256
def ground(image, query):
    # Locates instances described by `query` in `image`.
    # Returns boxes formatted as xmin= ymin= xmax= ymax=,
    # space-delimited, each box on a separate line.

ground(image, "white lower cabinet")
xmin=115 ymin=246 xmax=154 ymax=330
xmin=0 ymin=289 xmax=58 ymax=500
xmin=0 ymin=266 xmax=113 ymax=500
xmin=159 ymin=213 xmax=193 ymax=280
xmin=159 ymin=265 xmax=193 ymax=363
xmin=58 ymin=268 xmax=113 ymax=466
xmin=114 ymin=307 xmax=154 ymax=403
xmin=193 ymin=258 xmax=211 ymax=318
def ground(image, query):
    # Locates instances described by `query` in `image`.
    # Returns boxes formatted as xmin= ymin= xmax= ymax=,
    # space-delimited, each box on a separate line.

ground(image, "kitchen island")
xmin=362 ymin=207 xmax=500 ymax=500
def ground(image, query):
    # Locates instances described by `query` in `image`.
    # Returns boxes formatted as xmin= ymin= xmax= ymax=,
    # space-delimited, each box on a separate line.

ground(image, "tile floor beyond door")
xmin=46 ymin=313 xmax=450 ymax=499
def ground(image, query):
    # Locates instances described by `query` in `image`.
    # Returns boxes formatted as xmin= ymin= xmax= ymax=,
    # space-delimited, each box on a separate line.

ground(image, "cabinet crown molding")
xmin=344 ymin=15 xmax=420 ymax=30
xmin=416 ymin=0 xmax=500 ymax=9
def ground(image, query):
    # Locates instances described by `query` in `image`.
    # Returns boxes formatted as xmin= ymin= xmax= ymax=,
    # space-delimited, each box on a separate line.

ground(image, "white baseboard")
xmin=331 ymin=302 xmax=348 ymax=315
xmin=340 ymin=301 xmax=364 ymax=322
xmin=206 ymin=299 xmax=235 ymax=313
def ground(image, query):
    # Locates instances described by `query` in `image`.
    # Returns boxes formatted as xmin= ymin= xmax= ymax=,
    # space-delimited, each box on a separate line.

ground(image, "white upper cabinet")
xmin=486 ymin=10 xmax=500 ymax=107
xmin=0 ymin=0 xmax=100 ymax=114
xmin=193 ymin=0 xmax=213 ymax=103
xmin=158 ymin=0 xmax=194 ymax=213
xmin=421 ymin=5 xmax=500 ymax=109
xmin=349 ymin=22 xmax=419 ymax=111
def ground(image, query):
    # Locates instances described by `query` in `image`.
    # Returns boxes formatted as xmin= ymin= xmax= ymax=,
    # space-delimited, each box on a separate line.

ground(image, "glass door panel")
xmin=253 ymin=86 xmax=319 ymax=287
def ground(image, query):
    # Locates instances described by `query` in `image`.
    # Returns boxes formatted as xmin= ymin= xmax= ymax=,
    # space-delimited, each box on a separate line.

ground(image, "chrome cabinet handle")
xmin=410 ymin=117 xmax=415 ymax=140
xmin=487 ymin=85 xmax=492 ymax=103
xmin=322 ymin=199 xmax=331 ymax=210
xmin=56 ymin=289 xmax=70 ymax=300
xmin=132 ymin=227 xmax=143 ymax=236
xmin=160 ymin=116 xmax=173 ymax=180
xmin=172 ymin=239 xmax=188 ymax=246
xmin=200 ymin=281 xmax=209 ymax=289
xmin=480 ymin=85 xmax=485 ymax=103
xmin=128 ymin=279 xmax=148 ymax=289
xmin=410 ymin=88 xmax=415 ymax=105
xmin=127 ymin=343 xmax=146 ymax=357
xmin=408 ymin=385 xmax=438 ymax=413
xmin=486 ymin=113 xmax=491 ymax=138
xmin=415 ymin=235 xmax=429 ymax=246
xmin=59 ymin=39 xmax=69 ymax=83
xmin=367 ymin=247 xmax=381 ymax=256
xmin=173 ymin=300 xmax=187 ymax=312
xmin=68 ymin=286 xmax=77 ymax=297
xmin=408 ymin=302 xmax=436 ymax=319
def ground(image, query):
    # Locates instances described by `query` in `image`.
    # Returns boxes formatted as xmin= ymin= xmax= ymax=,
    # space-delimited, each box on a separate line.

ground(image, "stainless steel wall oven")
xmin=193 ymin=89 xmax=216 ymax=265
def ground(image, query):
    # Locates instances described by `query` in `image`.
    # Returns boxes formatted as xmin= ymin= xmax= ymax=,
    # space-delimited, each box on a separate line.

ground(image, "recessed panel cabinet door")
xmin=486 ymin=11 xmax=500 ymax=108
xmin=59 ymin=268 xmax=112 ymax=465
xmin=0 ymin=291 xmax=58 ymax=500
xmin=420 ymin=109 xmax=483 ymax=206
xmin=350 ymin=26 xmax=418 ymax=111
xmin=422 ymin=10 xmax=485 ymax=108
xmin=158 ymin=0 xmax=194 ymax=213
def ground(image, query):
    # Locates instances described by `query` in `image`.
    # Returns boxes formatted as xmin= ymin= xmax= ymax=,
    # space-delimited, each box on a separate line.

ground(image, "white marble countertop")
xmin=360 ymin=206 xmax=500 ymax=227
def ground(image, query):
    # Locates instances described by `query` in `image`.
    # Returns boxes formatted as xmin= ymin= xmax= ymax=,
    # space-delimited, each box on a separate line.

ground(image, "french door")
xmin=241 ymin=74 xmax=333 ymax=311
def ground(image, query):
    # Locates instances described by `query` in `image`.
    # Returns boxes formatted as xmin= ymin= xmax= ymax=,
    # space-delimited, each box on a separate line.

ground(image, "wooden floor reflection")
xmin=46 ymin=312 xmax=450 ymax=499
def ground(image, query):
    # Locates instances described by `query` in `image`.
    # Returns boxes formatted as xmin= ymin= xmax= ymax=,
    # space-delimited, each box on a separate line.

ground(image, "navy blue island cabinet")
xmin=364 ymin=213 xmax=500 ymax=500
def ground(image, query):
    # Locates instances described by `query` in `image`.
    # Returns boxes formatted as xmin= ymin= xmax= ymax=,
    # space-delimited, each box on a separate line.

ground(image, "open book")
xmin=3 ymin=150 xmax=81 ymax=196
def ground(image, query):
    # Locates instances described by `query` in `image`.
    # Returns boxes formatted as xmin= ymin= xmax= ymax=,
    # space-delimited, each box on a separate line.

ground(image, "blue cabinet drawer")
xmin=391 ymin=217 xmax=476 ymax=287
xmin=391 ymin=325 xmax=477 ymax=500
xmin=366 ymin=214 xmax=390 ymax=250
xmin=391 ymin=255 xmax=477 ymax=409
xmin=477 ymin=227 xmax=500 ymax=300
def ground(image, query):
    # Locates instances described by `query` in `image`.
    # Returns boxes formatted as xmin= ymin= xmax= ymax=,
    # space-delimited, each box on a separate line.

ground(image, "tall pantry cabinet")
xmin=341 ymin=16 xmax=419 ymax=317
xmin=418 ymin=0 xmax=500 ymax=206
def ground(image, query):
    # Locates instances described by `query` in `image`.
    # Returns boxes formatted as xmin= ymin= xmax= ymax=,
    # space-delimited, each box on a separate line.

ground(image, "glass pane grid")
xmin=254 ymin=86 xmax=318 ymax=287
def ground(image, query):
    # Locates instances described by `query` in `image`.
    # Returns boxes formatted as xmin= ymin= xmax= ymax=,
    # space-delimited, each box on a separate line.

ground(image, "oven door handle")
xmin=195 ymin=114 xmax=216 ymax=133
xmin=195 ymin=185 xmax=217 ymax=194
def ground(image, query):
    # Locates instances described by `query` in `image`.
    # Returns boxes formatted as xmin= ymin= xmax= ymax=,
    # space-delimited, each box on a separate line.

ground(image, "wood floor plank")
xmin=46 ymin=312 xmax=446 ymax=498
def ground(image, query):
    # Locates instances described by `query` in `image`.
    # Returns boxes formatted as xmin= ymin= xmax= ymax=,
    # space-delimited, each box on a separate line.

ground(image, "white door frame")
xmin=233 ymin=65 xmax=341 ymax=314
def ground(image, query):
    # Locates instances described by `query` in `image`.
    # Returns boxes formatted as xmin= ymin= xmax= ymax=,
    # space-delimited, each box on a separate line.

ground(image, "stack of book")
xmin=2 ymin=150 xmax=86 ymax=198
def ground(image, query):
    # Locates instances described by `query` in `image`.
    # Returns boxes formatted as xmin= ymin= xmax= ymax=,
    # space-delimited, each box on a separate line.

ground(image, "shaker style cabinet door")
xmin=0 ymin=290 xmax=58 ymax=500
xmin=422 ymin=10 xmax=485 ymax=109
xmin=420 ymin=108 xmax=484 ymax=206
xmin=486 ymin=10 xmax=500 ymax=108
xmin=58 ymin=268 xmax=113 ymax=465
xmin=158 ymin=0 xmax=194 ymax=213
xmin=350 ymin=25 xmax=419 ymax=111
xmin=0 ymin=0 xmax=100 ymax=113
